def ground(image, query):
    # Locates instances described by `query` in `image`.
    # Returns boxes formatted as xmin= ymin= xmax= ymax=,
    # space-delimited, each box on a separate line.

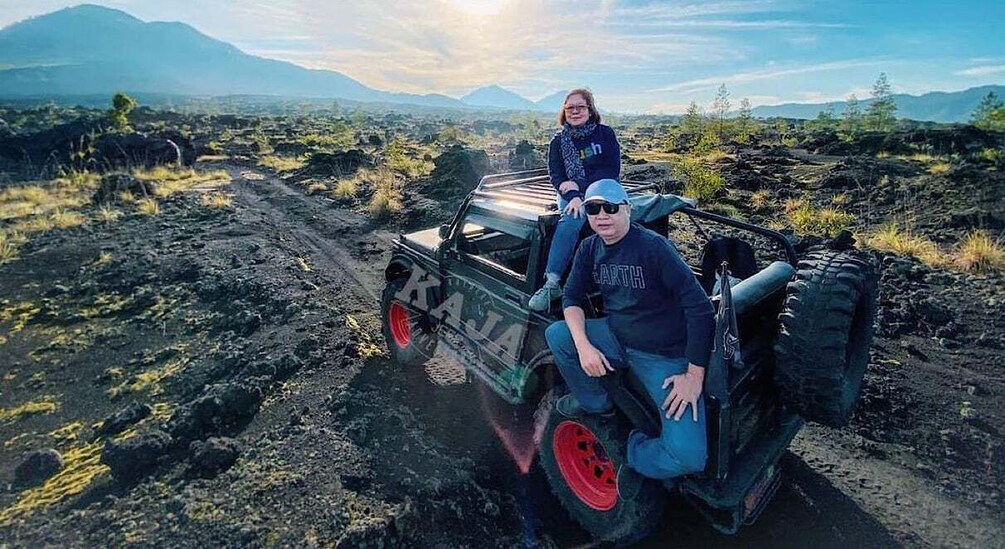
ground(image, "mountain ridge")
xmin=2 ymin=5 xmax=1000 ymax=121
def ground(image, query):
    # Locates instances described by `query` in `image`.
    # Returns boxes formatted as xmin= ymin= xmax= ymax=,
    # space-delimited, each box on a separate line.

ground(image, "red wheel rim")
xmin=553 ymin=420 xmax=618 ymax=511
xmin=388 ymin=301 xmax=411 ymax=348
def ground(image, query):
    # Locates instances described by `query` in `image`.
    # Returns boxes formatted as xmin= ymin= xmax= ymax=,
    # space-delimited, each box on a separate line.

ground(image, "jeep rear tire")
xmin=381 ymin=277 xmax=437 ymax=366
xmin=773 ymin=249 xmax=878 ymax=427
xmin=538 ymin=391 xmax=665 ymax=545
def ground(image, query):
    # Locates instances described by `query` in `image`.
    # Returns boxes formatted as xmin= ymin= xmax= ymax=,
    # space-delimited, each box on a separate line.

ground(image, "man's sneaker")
xmin=556 ymin=394 xmax=614 ymax=419
xmin=528 ymin=282 xmax=562 ymax=312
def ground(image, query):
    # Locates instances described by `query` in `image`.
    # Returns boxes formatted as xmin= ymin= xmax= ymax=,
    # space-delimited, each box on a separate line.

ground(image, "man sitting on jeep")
xmin=544 ymin=178 xmax=715 ymax=479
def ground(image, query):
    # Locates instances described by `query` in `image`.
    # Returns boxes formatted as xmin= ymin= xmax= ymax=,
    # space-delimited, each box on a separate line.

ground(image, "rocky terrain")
xmin=0 ymin=107 xmax=1003 ymax=547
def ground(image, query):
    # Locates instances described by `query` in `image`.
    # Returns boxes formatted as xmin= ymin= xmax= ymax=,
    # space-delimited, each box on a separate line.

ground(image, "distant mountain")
xmin=0 ymin=4 xmax=466 ymax=109
xmin=750 ymin=85 xmax=1005 ymax=123
xmin=534 ymin=90 xmax=568 ymax=114
xmin=460 ymin=85 xmax=537 ymax=111
xmin=459 ymin=85 xmax=572 ymax=113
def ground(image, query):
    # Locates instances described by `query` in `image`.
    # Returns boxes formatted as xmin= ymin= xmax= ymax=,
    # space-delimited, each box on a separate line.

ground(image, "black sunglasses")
xmin=584 ymin=202 xmax=624 ymax=215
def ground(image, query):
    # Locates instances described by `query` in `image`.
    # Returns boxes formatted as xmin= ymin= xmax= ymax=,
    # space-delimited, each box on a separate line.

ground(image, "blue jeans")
xmin=544 ymin=195 xmax=587 ymax=278
xmin=545 ymin=319 xmax=708 ymax=479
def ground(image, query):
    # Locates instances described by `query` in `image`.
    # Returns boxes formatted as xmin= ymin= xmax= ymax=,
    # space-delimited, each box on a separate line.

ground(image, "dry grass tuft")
xmin=96 ymin=205 xmax=122 ymax=223
xmin=783 ymin=198 xmax=806 ymax=214
xmin=55 ymin=169 xmax=100 ymax=189
xmin=927 ymin=162 xmax=951 ymax=175
xmin=136 ymin=198 xmax=160 ymax=216
xmin=331 ymin=178 xmax=359 ymax=199
xmin=0 ymin=233 xmax=20 ymax=264
xmin=258 ymin=155 xmax=306 ymax=172
xmin=118 ymin=190 xmax=136 ymax=204
xmin=866 ymin=223 xmax=943 ymax=267
xmin=953 ymin=230 xmax=1005 ymax=273
xmin=787 ymin=204 xmax=855 ymax=236
xmin=200 ymin=192 xmax=232 ymax=209
xmin=306 ymin=182 xmax=328 ymax=196
xmin=49 ymin=210 xmax=86 ymax=230
xmin=132 ymin=167 xmax=231 ymax=197
xmin=750 ymin=189 xmax=773 ymax=209
xmin=367 ymin=187 xmax=403 ymax=220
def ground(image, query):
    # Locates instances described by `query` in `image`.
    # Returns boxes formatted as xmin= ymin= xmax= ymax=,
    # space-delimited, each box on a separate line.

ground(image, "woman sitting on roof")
xmin=528 ymin=88 xmax=621 ymax=311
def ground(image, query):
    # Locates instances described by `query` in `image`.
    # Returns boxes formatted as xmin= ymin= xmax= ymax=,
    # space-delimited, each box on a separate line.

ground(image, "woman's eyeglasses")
xmin=564 ymin=104 xmax=589 ymax=113
xmin=584 ymin=202 xmax=624 ymax=215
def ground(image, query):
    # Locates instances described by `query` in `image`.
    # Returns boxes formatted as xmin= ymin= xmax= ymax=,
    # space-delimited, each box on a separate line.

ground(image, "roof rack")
xmin=471 ymin=168 xmax=659 ymax=210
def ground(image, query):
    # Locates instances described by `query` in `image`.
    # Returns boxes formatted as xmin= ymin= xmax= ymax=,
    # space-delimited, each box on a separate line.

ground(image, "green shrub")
xmin=672 ymin=156 xmax=724 ymax=202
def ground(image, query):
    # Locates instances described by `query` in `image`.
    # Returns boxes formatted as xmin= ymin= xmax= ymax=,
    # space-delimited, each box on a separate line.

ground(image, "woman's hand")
xmin=661 ymin=364 xmax=705 ymax=421
xmin=576 ymin=343 xmax=614 ymax=377
xmin=563 ymin=197 xmax=584 ymax=218
xmin=558 ymin=180 xmax=580 ymax=194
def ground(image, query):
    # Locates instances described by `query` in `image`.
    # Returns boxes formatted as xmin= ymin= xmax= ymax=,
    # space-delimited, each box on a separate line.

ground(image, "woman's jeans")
xmin=545 ymin=318 xmax=708 ymax=479
xmin=545 ymin=195 xmax=587 ymax=278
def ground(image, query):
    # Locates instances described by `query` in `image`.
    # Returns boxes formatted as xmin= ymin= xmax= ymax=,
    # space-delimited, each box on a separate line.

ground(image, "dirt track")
xmin=1 ymin=165 xmax=1003 ymax=547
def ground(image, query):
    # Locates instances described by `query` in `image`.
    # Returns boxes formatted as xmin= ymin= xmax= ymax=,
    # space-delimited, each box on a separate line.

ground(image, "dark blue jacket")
xmin=563 ymin=224 xmax=715 ymax=367
xmin=548 ymin=124 xmax=621 ymax=201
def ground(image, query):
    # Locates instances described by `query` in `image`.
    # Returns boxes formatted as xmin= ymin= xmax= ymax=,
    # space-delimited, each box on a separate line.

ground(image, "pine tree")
xmin=108 ymin=92 xmax=138 ymax=132
xmin=711 ymin=84 xmax=731 ymax=140
xmin=681 ymin=101 xmax=705 ymax=141
xmin=865 ymin=73 xmax=897 ymax=132
xmin=811 ymin=106 xmax=838 ymax=132
xmin=971 ymin=91 xmax=1004 ymax=130
xmin=736 ymin=98 xmax=754 ymax=142
xmin=840 ymin=94 xmax=862 ymax=138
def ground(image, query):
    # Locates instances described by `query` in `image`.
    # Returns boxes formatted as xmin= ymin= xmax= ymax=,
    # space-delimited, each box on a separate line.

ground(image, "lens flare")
xmin=474 ymin=380 xmax=550 ymax=474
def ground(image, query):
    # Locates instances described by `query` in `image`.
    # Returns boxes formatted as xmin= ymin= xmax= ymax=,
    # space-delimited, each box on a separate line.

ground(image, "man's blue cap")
xmin=583 ymin=178 xmax=629 ymax=204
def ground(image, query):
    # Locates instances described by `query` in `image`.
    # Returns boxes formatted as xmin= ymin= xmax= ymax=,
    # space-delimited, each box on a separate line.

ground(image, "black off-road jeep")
xmin=380 ymin=169 xmax=878 ymax=543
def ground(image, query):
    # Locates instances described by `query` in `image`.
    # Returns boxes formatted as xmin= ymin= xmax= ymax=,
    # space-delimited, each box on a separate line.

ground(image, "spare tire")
xmin=774 ymin=249 xmax=878 ymax=427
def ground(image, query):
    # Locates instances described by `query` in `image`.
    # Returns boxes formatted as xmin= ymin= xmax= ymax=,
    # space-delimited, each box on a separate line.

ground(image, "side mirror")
xmin=438 ymin=224 xmax=450 ymax=239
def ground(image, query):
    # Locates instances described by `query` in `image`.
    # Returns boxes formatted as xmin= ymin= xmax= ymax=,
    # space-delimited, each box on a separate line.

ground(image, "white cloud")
xmin=651 ymin=59 xmax=889 ymax=94
xmin=955 ymin=65 xmax=1005 ymax=77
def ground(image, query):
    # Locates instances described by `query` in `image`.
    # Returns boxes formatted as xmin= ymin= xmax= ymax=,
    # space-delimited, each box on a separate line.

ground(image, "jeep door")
xmin=438 ymin=208 xmax=540 ymax=390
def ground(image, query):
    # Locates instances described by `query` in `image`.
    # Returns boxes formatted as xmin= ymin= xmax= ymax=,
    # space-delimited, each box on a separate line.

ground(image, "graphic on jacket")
xmin=579 ymin=142 xmax=603 ymax=160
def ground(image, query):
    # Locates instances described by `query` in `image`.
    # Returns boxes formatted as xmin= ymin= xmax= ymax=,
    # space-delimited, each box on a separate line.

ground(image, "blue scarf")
xmin=559 ymin=120 xmax=597 ymax=187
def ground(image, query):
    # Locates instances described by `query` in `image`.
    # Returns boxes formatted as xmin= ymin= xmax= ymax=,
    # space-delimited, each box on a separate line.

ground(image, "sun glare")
xmin=449 ymin=0 xmax=507 ymax=16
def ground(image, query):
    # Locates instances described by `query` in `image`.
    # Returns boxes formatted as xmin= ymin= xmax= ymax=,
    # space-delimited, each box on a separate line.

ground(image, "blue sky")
xmin=2 ymin=0 xmax=1003 ymax=113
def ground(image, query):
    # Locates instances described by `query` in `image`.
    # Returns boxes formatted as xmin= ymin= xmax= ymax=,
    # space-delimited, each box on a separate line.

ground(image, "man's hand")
xmin=563 ymin=197 xmax=584 ymax=218
xmin=661 ymin=364 xmax=705 ymax=421
xmin=576 ymin=343 xmax=614 ymax=377
xmin=558 ymin=180 xmax=579 ymax=194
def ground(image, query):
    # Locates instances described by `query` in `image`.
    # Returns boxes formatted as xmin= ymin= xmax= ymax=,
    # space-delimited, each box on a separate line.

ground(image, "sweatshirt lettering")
xmin=594 ymin=263 xmax=646 ymax=289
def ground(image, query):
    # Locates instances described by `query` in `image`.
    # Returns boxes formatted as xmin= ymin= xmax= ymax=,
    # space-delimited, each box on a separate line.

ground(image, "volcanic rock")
xmin=166 ymin=382 xmax=264 ymax=443
xmin=305 ymin=149 xmax=372 ymax=176
xmin=15 ymin=449 xmax=64 ymax=486
xmin=189 ymin=437 xmax=241 ymax=476
xmin=425 ymin=145 xmax=490 ymax=199
xmin=91 ymin=132 xmax=191 ymax=169
xmin=101 ymin=430 xmax=174 ymax=480
xmin=95 ymin=402 xmax=153 ymax=438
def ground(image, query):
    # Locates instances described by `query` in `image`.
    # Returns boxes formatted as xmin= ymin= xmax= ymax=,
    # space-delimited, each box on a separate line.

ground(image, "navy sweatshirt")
xmin=562 ymin=224 xmax=715 ymax=367
xmin=548 ymin=124 xmax=621 ymax=201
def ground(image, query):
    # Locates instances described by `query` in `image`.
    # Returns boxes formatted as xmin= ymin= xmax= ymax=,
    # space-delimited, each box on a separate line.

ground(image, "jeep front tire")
xmin=380 ymin=276 xmax=438 ymax=366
